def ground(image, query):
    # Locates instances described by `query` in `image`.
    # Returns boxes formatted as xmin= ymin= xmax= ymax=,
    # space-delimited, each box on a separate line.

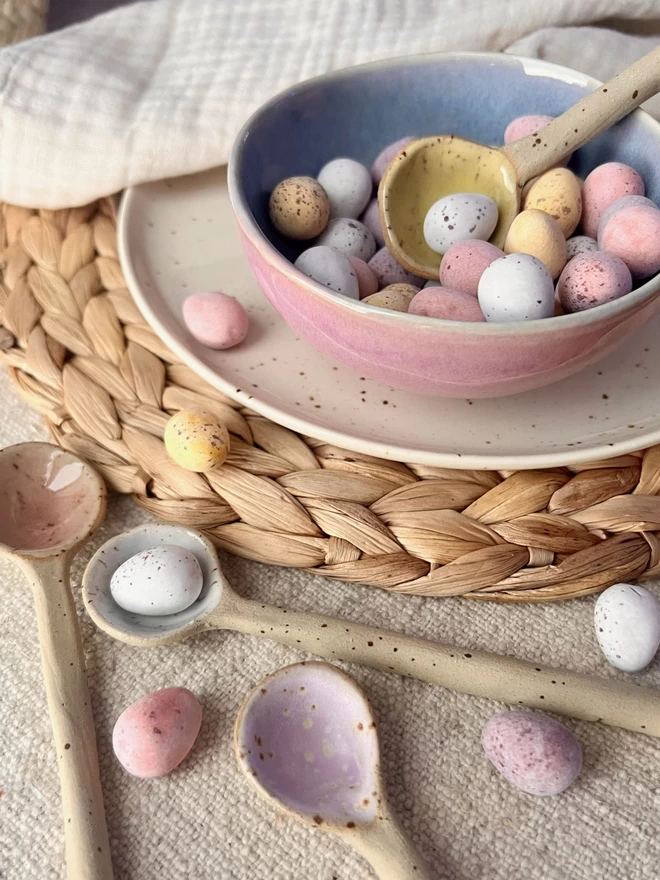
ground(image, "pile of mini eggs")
xmin=269 ymin=115 xmax=660 ymax=322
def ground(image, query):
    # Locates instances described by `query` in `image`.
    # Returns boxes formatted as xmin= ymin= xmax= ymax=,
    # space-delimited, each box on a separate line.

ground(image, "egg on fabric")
xmin=557 ymin=252 xmax=632 ymax=313
xmin=566 ymin=235 xmax=598 ymax=261
xmin=439 ymin=240 xmax=505 ymax=296
xmin=478 ymin=253 xmax=555 ymax=322
xmin=523 ymin=168 xmax=582 ymax=238
xmin=504 ymin=114 xmax=571 ymax=166
xmin=363 ymin=284 xmax=419 ymax=312
xmin=371 ymin=136 xmax=416 ymax=184
xmin=110 ymin=544 xmax=204 ymax=616
xmin=408 ymin=287 xmax=486 ymax=322
xmin=164 ymin=409 xmax=230 ymax=472
xmin=317 ymin=158 xmax=372 ymax=219
xmin=594 ymin=583 xmax=660 ymax=672
xmin=348 ymin=256 xmax=379 ymax=298
xmin=368 ymin=246 xmax=425 ymax=288
xmin=113 ymin=687 xmax=203 ymax=778
xmin=598 ymin=195 xmax=660 ymax=278
xmin=269 ymin=176 xmax=330 ymax=240
xmin=182 ymin=291 xmax=249 ymax=350
xmin=581 ymin=162 xmax=645 ymax=239
xmin=482 ymin=711 xmax=582 ymax=797
xmin=315 ymin=217 xmax=376 ymax=261
xmin=360 ymin=199 xmax=385 ymax=247
xmin=423 ymin=193 xmax=498 ymax=254
xmin=294 ymin=246 xmax=359 ymax=298
xmin=504 ymin=210 xmax=567 ymax=279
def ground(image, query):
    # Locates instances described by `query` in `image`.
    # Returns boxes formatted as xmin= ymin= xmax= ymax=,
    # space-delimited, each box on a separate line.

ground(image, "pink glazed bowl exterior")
xmin=229 ymin=53 xmax=660 ymax=398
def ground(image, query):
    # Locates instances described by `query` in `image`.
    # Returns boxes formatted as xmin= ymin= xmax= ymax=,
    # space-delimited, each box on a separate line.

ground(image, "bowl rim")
xmin=228 ymin=49 xmax=660 ymax=335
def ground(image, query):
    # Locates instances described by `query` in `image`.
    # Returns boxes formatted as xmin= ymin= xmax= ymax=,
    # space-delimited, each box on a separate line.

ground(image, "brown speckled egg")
xmin=164 ymin=409 xmax=230 ymax=472
xmin=504 ymin=210 xmax=567 ymax=279
xmin=523 ymin=168 xmax=582 ymax=238
xmin=363 ymin=284 xmax=419 ymax=312
xmin=557 ymin=251 xmax=632 ymax=312
xmin=269 ymin=176 xmax=330 ymax=240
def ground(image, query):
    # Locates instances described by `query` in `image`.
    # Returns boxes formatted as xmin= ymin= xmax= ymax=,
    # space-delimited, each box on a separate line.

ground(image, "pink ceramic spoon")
xmin=0 ymin=443 xmax=113 ymax=880
xmin=235 ymin=661 xmax=432 ymax=879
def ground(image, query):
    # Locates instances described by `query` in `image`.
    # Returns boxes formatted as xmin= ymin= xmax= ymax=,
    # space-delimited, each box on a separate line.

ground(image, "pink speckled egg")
xmin=183 ymin=291 xmax=249 ymax=349
xmin=439 ymin=240 xmax=505 ymax=296
xmin=361 ymin=199 xmax=385 ymax=247
xmin=371 ymin=136 xmax=416 ymax=184
xmin=557 ymin=251 xmax=632 ymax=313
xmin=113 ymin=687 xmax=202 ymax=779
xmin=368 ymin=247 xmax=425 ymax=288
xmin=408 ymin=287 xmax=485 ymax=322
xmin=504 ymin=115 xmax=570 ymax=166
xmin=598 ymin=197 xmax=660 ymax=278
xmin=482 ymin=711 xmax=582 ymax=797
xmin=581 ymin=162 xmax=645 ymax=239
xmin=348 ymin=256 xmax=379 ymax=298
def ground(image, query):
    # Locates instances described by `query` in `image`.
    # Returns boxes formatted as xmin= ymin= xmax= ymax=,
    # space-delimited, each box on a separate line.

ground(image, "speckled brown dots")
xmin=269 ymin=176 xmax=330 ymax=239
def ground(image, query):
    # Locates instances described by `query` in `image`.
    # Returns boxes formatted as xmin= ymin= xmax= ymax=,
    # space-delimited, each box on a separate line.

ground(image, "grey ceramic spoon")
xmin=82 ymin=522 xmax=660 ymax=737
xmin=235 ymin=661 xmax=432 ymax=879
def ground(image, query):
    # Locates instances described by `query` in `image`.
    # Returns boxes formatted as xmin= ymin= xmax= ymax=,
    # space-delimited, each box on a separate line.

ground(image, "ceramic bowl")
xmin=228 ymin=52 xmax=660 ymax=398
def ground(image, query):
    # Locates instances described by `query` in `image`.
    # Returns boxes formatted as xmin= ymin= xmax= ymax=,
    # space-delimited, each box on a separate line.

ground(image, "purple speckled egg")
xmin=439 ymin=241 xmax=504 ymax=296
xmin=557 ymin=251 xmax=632 ymax=313
xmin=565 ymin=235 xmax=598 ymax=261
xmin=598 ymin=197 xmax=660 ymax=279
xmin=368 ymin=246 xmax=425 ymax=288
xmin=482 ymin=710 xmax=582 ymax=797
xmin=183 ymin=291 xmax=249 ymax=349
xmin=371 ymin=136 xmax=416 ymax=184
xmin=361 ymin=199 xmax=385 ymax=248
xmin=348 ymin=256 xmax=379 ymax=299
xmin=408 ymin=287 xmax=486 ymax=322
xmin=581 ymin=162 xmax=645 ymax=239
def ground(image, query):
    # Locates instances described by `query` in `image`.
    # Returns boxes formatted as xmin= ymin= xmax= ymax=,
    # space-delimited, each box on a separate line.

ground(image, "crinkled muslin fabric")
xmin=2 ymin=2 xmax=660 ymax=878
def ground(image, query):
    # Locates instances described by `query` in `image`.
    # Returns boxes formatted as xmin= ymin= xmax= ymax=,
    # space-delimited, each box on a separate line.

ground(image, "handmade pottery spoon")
xmin=234 ymin=661 xmax=432 ymax=879
xmin=380 ymin=46 xmax=660 ymax=277
xmin=83 ymin=523 xmax=660 ymax=737
xmin=0 ymin=442 xmax=113 ymax=880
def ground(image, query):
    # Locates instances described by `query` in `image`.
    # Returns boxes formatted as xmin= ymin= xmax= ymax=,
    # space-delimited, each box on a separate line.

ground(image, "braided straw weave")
xmin=1 ymin=199 xmax=660 ymax=601
xmin=0 ymin=0 xmax=46 ymax=45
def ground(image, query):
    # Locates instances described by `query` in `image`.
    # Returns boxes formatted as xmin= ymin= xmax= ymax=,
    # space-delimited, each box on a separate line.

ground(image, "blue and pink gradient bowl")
xmin=228 ymin=52 xmax=660 ymax=398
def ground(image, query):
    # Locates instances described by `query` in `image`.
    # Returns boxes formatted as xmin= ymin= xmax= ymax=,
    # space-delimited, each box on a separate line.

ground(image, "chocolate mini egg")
xmin=478 ymin=253 xmax=555 ymax=322
xmin=110 ymin=544 xmax=204 ymax=616
xmin=581 ymin=162 xmax=645 ymax=239
xmin=439 ymin=240 xmax=504 ymax=296
xmin=317 ymin=158 xmax=372 ymax=219
xmin=316 ymin=217 xmax=376 ymax=261
xmin=594 ymin=583 xmax=660 ymax=673
xmin=482 ymin=711 xmax=582 ymax=797
xmin=408 ymin=287 xmax=486 ymax=322
xmin=348 ymin=256 xmax=379 ymax=298
xmin=371 ymin=136 xmax=416 ymax=184
xmin=363 ymin=284 xmax=419 ymax=312
xmin=557 ymin=252 xmax=632 ymax=313
xmin=361 ymin=199 xmax=385 ymax=247
xmin=164 ymin=409 xmax=230 ymax=472
xmin=566 ymin=235 xmax=598 ymax=261
xmin=523 ymin=168 xmax=582 ymax=238
xmin=183 ymin=291 xmax=249 ymax=350
xmin=504 ymin=210 xmax=567 ymax=279
xmin=269 ymin=176 xmax=330 ymax=240
xmin=598 ymin=196 xmax=660 ymax=278
xmin=423 ymin=193 xmax=498 ymax=254
xmin=294 ymin=246 xmax=359 ymax=298
xmin=368 ymin=247 xmax=425 ymax=288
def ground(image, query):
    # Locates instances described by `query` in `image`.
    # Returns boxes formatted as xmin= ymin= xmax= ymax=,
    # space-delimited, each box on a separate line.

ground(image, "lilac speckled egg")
xmin=424 ymin=193 xmax=498 ymax=254
xmin=371 ymin=136 xmax=416 ymax=184
xmin=504 ymin=114 xmax=570 ymax=166
xmin=182 ymin=291 xmax=249 ymax=350
xmin=598 ymin=198 xmax=660 ymax=279
xmin=316 ymin=217 xmax=376 ymax=261
xmin=557 ymin=251 xmax=632 ymax=313
xmin=317 ymin=158 xmax=372 ymax=219
xmin=566 ymin=235 xmax=598 ymax=261
xmin=482 ymin=711 xmax=583 ymax=796
xmin=368 ymin=247 xmax=425 ymax=288
xmin=581 ymin=162 xmax=645 ymax=238
xmin=113 ymin=687 xmax=203 ymax=779
xmin=295 ymin=246 xmax=359 ymax=298
xmin=408 ymin=287 xmax=486 ymax=322
xmin=439 ymin=240 xmax=505 ymax=296
xmin=594 ymin=583 xmax=660 ymax=672
xmin=348 ymin=256 xmax=379 ymax=298
xmin=361 ymin=199 xmax=385 ymax=247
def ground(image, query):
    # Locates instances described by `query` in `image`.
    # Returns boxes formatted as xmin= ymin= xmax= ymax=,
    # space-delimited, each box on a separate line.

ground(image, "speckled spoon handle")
xmin=351 ymin=806 xmax=433 ymax=880
xmin=217 ymin=591 xmax=660 ymax=737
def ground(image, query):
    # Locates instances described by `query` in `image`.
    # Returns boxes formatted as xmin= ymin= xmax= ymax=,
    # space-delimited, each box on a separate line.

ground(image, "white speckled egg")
xmin=316 ymin=217 xmax=376 ymax=261
xmin=594 ymin=583 xmax=660 ymax=672
xmin=566 ymin=235 xmax=598 ymax=261
xmin=317 ymin=158 xmax=372 ymax=219
xmin=294 ymin=246 xmax=359 ymax=299
xmin=423 ymin=193 xmax=498 ymax=254
xmin=110 ymin=545 xmax=204 ymax=616
xmin=478 ymin=254 xmax=555 ymax=322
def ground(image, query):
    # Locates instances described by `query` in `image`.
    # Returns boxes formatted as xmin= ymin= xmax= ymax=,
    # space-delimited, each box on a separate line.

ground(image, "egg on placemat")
xmin=294 ymin=246 xmax=360 ymax=298
xmin=317 ymin=157 xmax=372 ymax=218
xmin=316 ymin=217 xmax=376 ymax=261
xmin=423 ymin=193 xmax=498 ymax=254
xmin=594 ymin=583 xmax=660 ymax=672
xmin=269 ymin=176 xmax=330 ymax=239
xmin=110 ymin=544 xmax=204 ymax=616
xmin=478 ymin=253 xmax=555 ymax=321
xmin=557 ymin=252 xmax=632 ymax=313
xmin=164 ymin=409 xmax=230 ymax=472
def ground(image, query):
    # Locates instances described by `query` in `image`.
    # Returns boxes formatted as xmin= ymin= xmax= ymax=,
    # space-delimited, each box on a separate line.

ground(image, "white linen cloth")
xmin=1 ymin=0 xmax=660 ymax=207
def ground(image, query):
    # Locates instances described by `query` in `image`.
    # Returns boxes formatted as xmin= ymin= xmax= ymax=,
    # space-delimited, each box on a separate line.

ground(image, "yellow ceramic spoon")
xmin=380 ymin=47 xmax=660 ymax=278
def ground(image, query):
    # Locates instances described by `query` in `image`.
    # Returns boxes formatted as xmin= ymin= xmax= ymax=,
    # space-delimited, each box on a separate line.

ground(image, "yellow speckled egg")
xmin=269 ymin=176 xmax=330 ymax=240
xmin=523 ymin=168 xmax=582 ymax=238
xmin=504 ymin=210 xmax=567 ymax=279
xmin=363 ymin=284 xmax=419 ymax=311
xmin=164 ymin=410 xmax=230 ymax=472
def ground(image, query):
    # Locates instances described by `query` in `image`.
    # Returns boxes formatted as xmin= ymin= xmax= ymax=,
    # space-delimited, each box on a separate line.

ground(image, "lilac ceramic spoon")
xmin=235 ymin=661 xmax=432 ymax=879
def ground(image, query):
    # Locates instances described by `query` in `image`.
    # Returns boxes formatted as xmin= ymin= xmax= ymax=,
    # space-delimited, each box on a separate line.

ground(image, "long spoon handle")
xmin=218 ymin=592 xmax=660 ymax=736
xmin=505 ymin=45 xmax=660 ymax=183
xmin=351 ymin=808 xmax=433 ymax=880
xmin=23 ymin=555 xmax=114 ymax=880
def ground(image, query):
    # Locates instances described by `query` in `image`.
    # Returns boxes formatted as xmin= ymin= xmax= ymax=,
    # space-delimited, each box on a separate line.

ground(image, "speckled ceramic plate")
xmin=118 ymin=166 xmax=660 ymax=470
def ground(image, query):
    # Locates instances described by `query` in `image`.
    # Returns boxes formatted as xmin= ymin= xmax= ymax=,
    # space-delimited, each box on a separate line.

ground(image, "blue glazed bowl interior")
xmin=234 ymin=53 xmax=660 ymax=267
